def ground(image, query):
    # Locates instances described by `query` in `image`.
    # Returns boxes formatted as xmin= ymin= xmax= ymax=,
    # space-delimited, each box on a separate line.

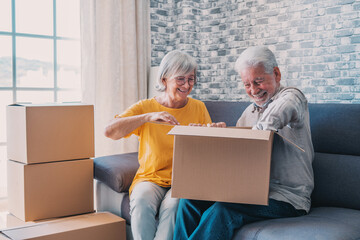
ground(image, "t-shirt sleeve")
xmin=114 ymin=101 xmax=144 ymax=137
xmin=202 ymin=103 xmax=212 ymax=124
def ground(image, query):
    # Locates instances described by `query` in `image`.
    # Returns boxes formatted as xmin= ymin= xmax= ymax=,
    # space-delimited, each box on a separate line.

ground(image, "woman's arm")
xmin=104 ymin=111 xmax=180 ymax=140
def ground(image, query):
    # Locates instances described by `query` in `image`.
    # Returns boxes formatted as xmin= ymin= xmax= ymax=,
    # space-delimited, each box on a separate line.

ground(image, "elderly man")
xmin=173 ymin=46 xmax=314 ymax=240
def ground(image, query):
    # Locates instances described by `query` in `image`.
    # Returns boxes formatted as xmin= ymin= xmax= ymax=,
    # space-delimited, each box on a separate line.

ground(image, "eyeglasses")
xmin=174 ymin=76 xmax=196 ymax=86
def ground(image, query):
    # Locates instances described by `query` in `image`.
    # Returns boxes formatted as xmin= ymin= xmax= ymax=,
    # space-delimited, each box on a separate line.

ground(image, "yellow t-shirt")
xmin=118 ymin=97 xmax=212 ymax=194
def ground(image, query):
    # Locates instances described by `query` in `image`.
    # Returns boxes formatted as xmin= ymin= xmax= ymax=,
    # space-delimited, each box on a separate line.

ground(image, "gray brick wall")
xmin=150 ymin=0 xmax=360 ymax=103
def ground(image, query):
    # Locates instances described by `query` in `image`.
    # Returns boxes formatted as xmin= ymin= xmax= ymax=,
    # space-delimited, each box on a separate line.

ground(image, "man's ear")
xmin=273 ymin=67 xmax=281 ymax=83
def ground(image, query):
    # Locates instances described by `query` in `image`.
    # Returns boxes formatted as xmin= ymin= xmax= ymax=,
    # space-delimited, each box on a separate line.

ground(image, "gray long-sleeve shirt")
xmin=236 ymin=86 xmax=314 ymax=212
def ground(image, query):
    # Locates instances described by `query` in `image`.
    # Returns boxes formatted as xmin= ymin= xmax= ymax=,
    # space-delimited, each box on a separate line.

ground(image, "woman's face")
xmin=163 ymin=71 xmax=196 ymax=102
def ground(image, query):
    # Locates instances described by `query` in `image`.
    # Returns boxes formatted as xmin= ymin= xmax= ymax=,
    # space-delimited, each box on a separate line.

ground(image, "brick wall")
xmin=150 ymin=0 xmax=360 ymax=103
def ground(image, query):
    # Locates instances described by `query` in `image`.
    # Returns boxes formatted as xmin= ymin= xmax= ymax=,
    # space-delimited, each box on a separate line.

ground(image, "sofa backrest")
xmin=308 ymin=103 xmax=360 ymax=156
xmin=204 ymin=101 xmax=250 ymax=127
xmin=204 ymin=101 xmax=360 ymax=210
xmin=308 ymin=103 xmax=360 ymax=210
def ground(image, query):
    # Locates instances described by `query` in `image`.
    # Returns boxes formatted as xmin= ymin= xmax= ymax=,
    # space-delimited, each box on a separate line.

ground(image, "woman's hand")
xmin=105 ymin=111 xmax=179 ymax=140
xmin=146 ymin=111 xmax=179 ymax=125
xmin=189 ymin=122 xmax=226 ymax=128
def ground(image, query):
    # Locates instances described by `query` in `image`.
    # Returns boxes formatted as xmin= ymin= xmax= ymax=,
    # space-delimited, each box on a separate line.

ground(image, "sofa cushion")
xmin=121 ymin=193 xmax=131 ymax=224
xmin=234 ymin=207 xmax=360 ymax=240
xmin=311 ymin=152 xmax=360 ymax=210
xmin=114 ymin=195 xmax=360 ymax=240
xmin=204 ymin=101 xmax=250 ymax=126
xmin=103 ymin=152 xmax=360 ymax=225
xmin=94 ymin=152 xmax=139 ymax=193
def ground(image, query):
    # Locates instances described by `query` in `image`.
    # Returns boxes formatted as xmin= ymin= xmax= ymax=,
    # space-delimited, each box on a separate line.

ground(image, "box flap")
xmin=168 ymin=125 xmax=272 ymax=140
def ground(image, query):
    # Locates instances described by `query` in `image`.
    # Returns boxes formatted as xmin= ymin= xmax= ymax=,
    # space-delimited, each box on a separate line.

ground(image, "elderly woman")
xmin=104 ymin=50 xmax=213 ymax=240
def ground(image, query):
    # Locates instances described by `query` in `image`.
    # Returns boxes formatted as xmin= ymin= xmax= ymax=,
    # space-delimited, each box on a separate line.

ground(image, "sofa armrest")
xmin=94 ymin=152 xmax=139 ymax=193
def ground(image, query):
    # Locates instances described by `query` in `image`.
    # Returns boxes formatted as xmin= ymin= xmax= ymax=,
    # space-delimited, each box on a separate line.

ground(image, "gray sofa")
xmin=94 ymin=101 xmax=360 ymax=240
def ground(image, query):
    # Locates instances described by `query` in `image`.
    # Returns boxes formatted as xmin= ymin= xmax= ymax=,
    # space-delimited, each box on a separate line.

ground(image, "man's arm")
xmin=253 ymin=88 xmax=307 ymax=131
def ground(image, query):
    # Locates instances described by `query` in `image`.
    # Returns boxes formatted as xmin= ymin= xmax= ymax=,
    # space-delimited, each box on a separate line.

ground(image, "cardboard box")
xmin=6 ymin=103 xmax=94 ymax=164
xmin=8 ymin=159 xmax=94 ymax=222
xmin=1 ymin=212 xmax=126 ymax=240
xmin=169 ymin=126 xmax=274 ymax=205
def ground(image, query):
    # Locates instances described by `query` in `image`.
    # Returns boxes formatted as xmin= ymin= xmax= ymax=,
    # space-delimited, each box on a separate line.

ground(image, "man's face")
xmin=240 ymin=65 xmax=281 ymax=106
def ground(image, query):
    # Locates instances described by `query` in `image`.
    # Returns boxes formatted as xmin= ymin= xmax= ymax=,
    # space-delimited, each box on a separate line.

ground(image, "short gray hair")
xmin=235 ymin=46 xmax=278 ymax=74
xmin=155 ymin=50 xmax=197 ymax=92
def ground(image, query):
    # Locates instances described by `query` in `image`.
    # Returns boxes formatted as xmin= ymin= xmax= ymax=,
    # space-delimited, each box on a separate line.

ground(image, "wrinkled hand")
xmin=188 ymin=123 xmax=206 ymax=127
xmin=211 ymin=122 xmax=227 ymax=128
xmin=189 ymin=122 xmax=226 ymax=128
xmin=147 ymin=111 xmax=179 ymax=125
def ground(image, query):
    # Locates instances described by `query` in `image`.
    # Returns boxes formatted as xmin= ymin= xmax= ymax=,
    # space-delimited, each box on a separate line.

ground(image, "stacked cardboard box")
xmin=6 ymin=104 xmax=95 ymax=222
xmin=1 ymin=212 xmax=125 ymax=240
xmin=3 ymin=103 xmax=126 ymax=239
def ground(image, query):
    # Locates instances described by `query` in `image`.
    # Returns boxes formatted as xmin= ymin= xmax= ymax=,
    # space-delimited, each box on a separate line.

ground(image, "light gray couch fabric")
xmin=94 ymin=102 xmax=360 ymax=239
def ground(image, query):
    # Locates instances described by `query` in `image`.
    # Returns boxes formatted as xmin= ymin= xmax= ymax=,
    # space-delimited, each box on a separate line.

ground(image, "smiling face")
xmin=241 ymin=65 xmax=281 ymax=106
xmin=163 ymin=71 xmax=195 ymax=104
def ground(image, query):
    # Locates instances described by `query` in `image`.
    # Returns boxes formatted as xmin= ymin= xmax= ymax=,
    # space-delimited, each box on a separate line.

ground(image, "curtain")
xmin=80 ymin=0 xmax=150 ymax=156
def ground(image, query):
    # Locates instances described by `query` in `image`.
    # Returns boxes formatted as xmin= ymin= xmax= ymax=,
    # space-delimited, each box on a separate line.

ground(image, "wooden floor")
xmin=0 ymin=198 xmax=9 ymax=230
xmin=0 ymin=198 xmax=35 ymax=231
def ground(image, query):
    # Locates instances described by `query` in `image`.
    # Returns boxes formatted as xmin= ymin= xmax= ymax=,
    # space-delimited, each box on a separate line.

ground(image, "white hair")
xmin=155 ymin=50 xmax=197 ymax=92
xmin=235 ymin=46 xmax=278 ymax=74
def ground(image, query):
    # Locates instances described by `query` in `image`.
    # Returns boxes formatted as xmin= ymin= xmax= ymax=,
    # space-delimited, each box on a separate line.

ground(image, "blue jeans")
xmin=173 ymin=199 xmax=306 ymax=240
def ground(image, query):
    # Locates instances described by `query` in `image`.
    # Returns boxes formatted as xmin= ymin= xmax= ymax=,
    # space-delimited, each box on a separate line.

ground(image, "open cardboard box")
xmin=1 ymin=212 xmax=126 ymax=240
xmin=169 ymin=126 xmax=274 ymax=205
xmin=6 ymin=103 xmax=94 ymax=164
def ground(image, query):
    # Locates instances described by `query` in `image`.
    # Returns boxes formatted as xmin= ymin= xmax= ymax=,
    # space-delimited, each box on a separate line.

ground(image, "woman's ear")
xmin=162 ymin=78 xmax=167 ymax=89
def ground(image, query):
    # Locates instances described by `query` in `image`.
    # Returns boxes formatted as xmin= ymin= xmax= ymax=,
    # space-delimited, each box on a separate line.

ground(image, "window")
xmin=0 ymin=0 xmax=81 ymax=198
